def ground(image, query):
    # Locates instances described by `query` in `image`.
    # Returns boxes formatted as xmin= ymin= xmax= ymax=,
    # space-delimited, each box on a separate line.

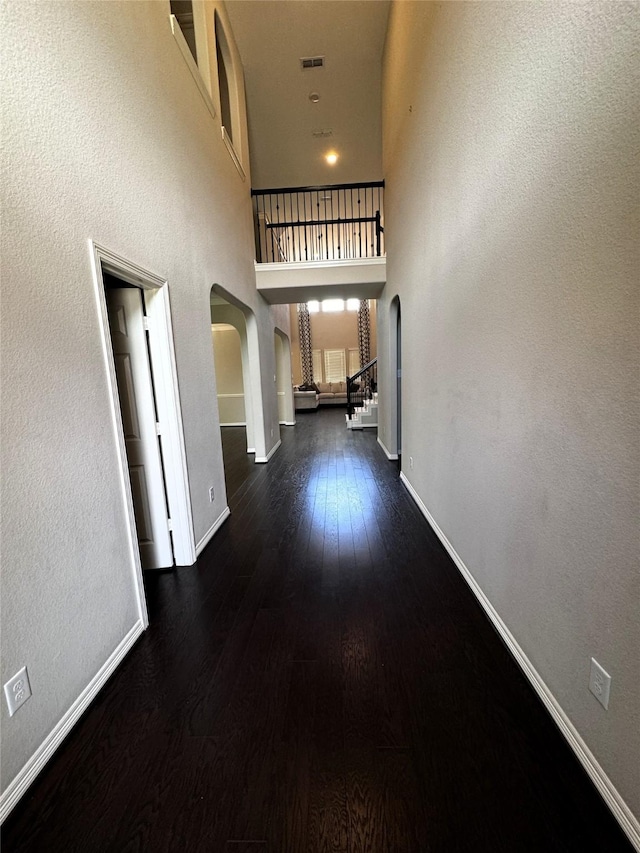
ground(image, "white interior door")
xmin=106 ymin=286 xmax=174 ymax=569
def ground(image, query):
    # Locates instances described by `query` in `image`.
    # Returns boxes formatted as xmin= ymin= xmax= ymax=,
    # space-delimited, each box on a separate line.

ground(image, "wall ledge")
xmin=399 ymin=471 xmax=640 ymax=851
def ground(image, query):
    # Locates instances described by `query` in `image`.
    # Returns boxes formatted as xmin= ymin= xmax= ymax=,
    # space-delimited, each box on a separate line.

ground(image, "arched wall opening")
xmin=274 ymin=328 xmax=295 ymax=426
xmin=210 ymin=290 xmax=256 ymax=454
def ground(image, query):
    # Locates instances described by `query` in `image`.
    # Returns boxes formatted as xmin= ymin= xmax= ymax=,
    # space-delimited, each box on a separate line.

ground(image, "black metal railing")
xmin=252 ymin=182 xmax=384 ymax=263
xmin=347 ymin=357 xmax=377 ymax=418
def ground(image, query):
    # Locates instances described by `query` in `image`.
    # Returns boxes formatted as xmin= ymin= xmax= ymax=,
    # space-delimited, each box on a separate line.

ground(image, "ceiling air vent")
xmin=301 ymin=56 xmax=325 ymax=70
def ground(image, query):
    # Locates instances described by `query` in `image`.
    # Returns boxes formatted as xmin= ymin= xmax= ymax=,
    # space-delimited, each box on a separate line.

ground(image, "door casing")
xmin=91 ymin=242 xmax=196 ymax=623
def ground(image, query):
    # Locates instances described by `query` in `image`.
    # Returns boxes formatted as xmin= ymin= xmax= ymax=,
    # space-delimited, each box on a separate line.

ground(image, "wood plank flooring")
xmin=2 ymin=409 xmax=633 ymax=852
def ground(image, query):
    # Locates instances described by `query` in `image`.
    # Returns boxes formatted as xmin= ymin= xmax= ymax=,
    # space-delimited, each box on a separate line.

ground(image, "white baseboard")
xmin=399 ymin=471 xmax=640 ymax=851
xmin=0 ymin=620 xmax=145 ymax=824
xmin=219 ymin=422 xmax=247 ymax=427
xmin=280 ymin=420 xmax=296 ymax=426
xmin=255 ymin=438 xmax=281 ymax=464
xmin=246 ymin=447 xmax=255 ymax=454
xmin=195 ymin=506 xmax=230 ymax=557
xmin=377 ymin=436 xmax=398 ymax=460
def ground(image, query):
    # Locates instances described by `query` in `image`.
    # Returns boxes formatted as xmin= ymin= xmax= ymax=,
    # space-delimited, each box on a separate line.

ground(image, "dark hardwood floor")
xmin=2 ymin=410 xmax=632 ymax=852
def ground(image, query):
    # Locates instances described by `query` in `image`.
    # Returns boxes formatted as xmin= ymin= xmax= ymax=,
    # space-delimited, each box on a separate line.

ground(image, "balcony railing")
xmin=251 ymin=181 xmax=385 ymax=263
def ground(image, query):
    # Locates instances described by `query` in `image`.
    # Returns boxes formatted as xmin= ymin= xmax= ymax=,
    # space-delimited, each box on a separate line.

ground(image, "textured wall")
xmin=381 ymin=0 xmax=639 ymax=818
xmin=1 ymin=1 xmax=285 ymax=795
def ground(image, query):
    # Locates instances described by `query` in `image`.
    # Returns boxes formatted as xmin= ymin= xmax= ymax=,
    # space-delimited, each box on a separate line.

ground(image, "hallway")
xmin=2 ymin=410 xmax=631 ymax=852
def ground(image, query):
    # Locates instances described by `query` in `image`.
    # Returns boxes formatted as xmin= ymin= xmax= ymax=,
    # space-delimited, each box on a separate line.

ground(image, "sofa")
xmin=316 ymin=381 xmax=348 ymax=405
xmin=294 ymin=381 xmax=353 ymax=411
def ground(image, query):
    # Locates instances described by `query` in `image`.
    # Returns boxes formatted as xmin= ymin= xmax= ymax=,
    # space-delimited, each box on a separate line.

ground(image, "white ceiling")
xmin=225 ymin=0 xmax=390 ymax=189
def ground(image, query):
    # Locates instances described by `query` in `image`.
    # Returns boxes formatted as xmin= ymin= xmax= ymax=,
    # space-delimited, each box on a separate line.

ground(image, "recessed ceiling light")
xmin=325 ymin=152 xmax=338 ymax=165
xmin=309 ymin=92 xmax=320 ymax=103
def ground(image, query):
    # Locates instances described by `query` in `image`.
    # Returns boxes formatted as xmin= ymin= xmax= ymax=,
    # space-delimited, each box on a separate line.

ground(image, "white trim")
xmin=145 ymin=286 xmax=196 ymax=566
xmin=0 ymin=621 xmax=144 ymax=823
xmin=222 ymin=126 xmax=246 ymax=181
xmin=169 ymin=15 xmax=217 ymax=124
xmin=90 ymin=242 xmax=196 ymax=569
xmin=398 ymin=472 xmax=640 ymax=851
xmin=280 ymin=420 xmax=296 ymax=426
xmin=377 ymin=436 xmax=398 ymax=460
xmin=254 ymin=256 xmax=384 ymax=273
xmin=220 ymin=421 xmax=247 ymax=427
xmin=195 ymin=506 xmax=230 ymax=556
xmin=217 ymin=393 xmax=245 ymax=398
xmin=246 ymin=447 xmax=256 ymax=454
xmin=89 ymin=245 xmax=149 ymax=623
xmin=255 ymin=438 xmax=281 ymax=464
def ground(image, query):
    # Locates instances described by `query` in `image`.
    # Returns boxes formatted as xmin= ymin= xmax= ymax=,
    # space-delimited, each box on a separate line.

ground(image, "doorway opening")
xmin=274 ymin=329 xmax=295 ymax=426
xmin=210 ymin=285 xmax=269 ymax=502
xmin=104 ymin=274 xmax=174 ymax=570
xmin=91 ymin=243 xmax=195 ymax=618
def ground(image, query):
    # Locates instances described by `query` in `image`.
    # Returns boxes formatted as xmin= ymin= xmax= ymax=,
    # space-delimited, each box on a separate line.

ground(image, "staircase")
xmin=346 ymin=393 xmax=378 ymax=430
xmin=346 ymin=357 xmax=378 ymax=430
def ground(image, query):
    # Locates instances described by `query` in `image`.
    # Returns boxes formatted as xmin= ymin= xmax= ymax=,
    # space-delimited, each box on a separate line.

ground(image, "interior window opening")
xmin=170 ymin=0 xmax=197 ymax=63
xmin=215 ymin=12 xmax=234 ymax=143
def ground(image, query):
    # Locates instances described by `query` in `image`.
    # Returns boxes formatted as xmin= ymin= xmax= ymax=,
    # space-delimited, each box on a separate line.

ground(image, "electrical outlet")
xmin=209 ymin=486 xmax=215 ymax=502
xmin=4 ymin=666 xmax=32 ymax=717
xmin=589 ymin=657 xmax=611 ymax=710
xmin=409 ymin=456 xmax=414 ymax=469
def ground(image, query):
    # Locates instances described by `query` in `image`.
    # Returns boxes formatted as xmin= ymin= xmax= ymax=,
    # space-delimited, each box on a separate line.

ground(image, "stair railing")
xmin=347 ymin=357 xmax=377 ymax=418
xmin=251 ymin=182 xmax=385 ymax=263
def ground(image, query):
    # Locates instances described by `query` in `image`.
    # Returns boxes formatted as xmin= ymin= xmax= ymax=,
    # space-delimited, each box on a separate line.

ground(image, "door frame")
xmin=90 ymin=242 xmax=196 ymax=614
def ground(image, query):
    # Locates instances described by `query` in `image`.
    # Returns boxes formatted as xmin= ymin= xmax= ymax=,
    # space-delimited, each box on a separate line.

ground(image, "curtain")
xmin=357 ymin=299 xmax=371 ymax=368
xmin=297 ymin=303 xmax=313 ymax=384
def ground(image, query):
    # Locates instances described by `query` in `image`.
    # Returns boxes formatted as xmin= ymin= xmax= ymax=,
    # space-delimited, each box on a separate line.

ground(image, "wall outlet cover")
xmin=589 ymin=657 xmax=611 ymax=710
xmin=4 ymin=666 xmax=32 ymax=717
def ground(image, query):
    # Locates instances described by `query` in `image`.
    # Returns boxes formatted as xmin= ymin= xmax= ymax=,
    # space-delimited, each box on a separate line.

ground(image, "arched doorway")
xmin=274 ymin=328 xmax=295 ymax=426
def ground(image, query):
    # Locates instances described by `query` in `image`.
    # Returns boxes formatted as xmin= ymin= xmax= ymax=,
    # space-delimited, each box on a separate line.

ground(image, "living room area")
xmin=290 ymin=297 xmax=377 ymax=415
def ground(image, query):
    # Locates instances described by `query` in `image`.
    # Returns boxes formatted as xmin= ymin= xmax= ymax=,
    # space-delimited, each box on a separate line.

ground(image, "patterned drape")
xmin=297 ymin=303 xmax=313 ymax=384
xmin=357 ymin=299 xmax=371 ymax=369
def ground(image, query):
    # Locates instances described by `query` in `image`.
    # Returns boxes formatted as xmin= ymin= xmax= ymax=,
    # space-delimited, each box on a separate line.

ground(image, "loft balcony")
xmin=252 ymin=182 xmax=386 ymax=305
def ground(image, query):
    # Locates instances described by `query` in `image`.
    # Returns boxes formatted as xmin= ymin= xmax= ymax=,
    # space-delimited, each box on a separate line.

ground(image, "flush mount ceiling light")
xmin=325 ymin=152 xmax=338 ymax=165
xmin=309 ymin=92 xmax=320 ymax=103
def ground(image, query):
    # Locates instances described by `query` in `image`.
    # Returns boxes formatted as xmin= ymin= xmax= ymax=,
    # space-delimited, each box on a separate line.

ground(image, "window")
xmin=346 ymin=298 xmax=360 ymax=311
xmin=324 ymin=349 xmax=346 ymax=383
xmin=307 ymin=300 xmax=320 ymax=313
xmin=312 ymin=349 xmax=323 ymax=383
xmin=321 ymin=299 xmax=344 ymax=313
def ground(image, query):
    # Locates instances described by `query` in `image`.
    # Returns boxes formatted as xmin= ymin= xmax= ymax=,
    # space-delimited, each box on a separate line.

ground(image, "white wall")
xmin=0 ymin=0 xmax=284 ymax=803
xmin=380 ymin=0 xmax=639 ymax=826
